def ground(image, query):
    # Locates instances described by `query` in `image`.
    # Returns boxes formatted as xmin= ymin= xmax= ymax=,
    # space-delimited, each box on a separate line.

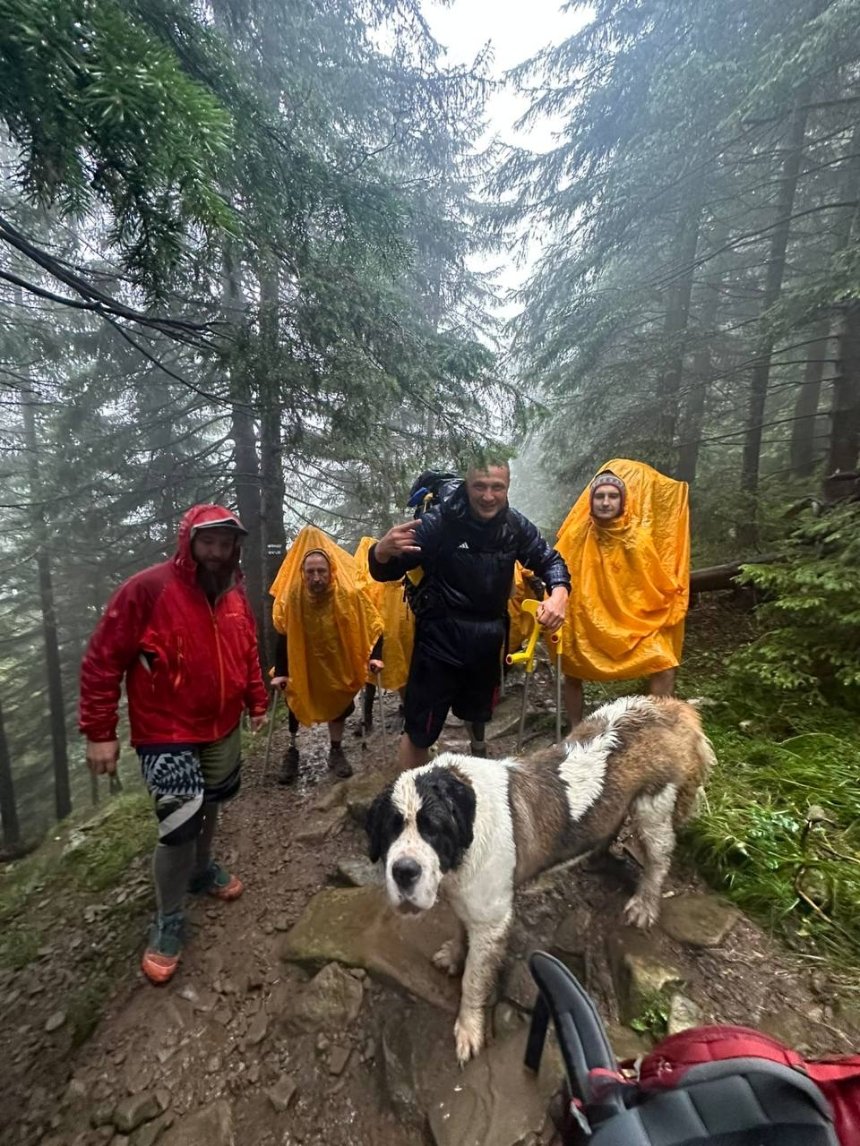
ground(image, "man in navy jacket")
xmin=370 ymin=461 xmax=570 ymax=768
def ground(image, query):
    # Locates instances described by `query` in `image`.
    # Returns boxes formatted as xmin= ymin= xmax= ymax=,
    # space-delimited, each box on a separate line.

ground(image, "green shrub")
xmin=729 ymin=502 xmax=860 ymax=707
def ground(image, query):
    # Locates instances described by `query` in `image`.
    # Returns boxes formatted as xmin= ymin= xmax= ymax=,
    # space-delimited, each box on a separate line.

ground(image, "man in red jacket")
xmin=80 ymin=505 xmax=269 ymax=984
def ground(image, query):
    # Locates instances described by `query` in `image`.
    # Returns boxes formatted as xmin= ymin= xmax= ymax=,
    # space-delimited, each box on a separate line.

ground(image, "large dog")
xmin=366 ymin=695 xmax=714 ymax=1063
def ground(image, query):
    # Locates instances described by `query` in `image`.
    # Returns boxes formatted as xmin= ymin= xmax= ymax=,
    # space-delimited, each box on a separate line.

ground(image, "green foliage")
xmin=0 ymin=923 xmax=40 ymax=971
xmin=0 ymin=0 xmax=235 ymax=287
xmin=630 ymin=989 xmax=671 ymax=1040
xmin=681 ymin=720 xmax=860 ymax=966
xmin=730 ymin=503 xmax=860 ymax=706
xmin=59 ymin=792 xmax=155 ymax=892
xmin=0 ymin=790 xmax=154 ymax=971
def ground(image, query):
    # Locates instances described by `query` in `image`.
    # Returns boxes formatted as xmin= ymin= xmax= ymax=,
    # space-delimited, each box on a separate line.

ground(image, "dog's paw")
xmin=433 ymin=939 xmax=464 ymax=977
xmin=624 ymin=892 xmax=659 ymax=929
xmin=454 ymin=1010 xmax=485 ymax=1065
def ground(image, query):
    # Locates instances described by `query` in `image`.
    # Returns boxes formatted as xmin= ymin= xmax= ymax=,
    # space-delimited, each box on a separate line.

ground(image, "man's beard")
xmin=197 ymin=564 xmax=233 ymax=599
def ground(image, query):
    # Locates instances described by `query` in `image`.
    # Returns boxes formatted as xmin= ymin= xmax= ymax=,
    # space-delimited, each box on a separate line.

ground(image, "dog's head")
xmin=366 ymin=765 xmax=476 ymax=915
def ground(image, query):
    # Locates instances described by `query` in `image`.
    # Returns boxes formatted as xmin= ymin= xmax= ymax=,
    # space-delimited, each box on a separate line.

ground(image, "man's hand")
xmin=374 ymin=521 xmax=421 ymax=564
xmin=249 ymin=713 xmax=267 ymax=734
xmin=86 ymin=739 xmax=120 ymax=776
xmin=368 ymin=658 xmax=384 ymax=675
xmin=536 ymin=586 xmax=569 ymax=633
xmin=270 ymin=676 xmax=288 ymax=690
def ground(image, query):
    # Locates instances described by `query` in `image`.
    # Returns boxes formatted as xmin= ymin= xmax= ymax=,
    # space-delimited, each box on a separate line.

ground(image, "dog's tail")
xmin=671 ymin=700 xmax=717 ymax=818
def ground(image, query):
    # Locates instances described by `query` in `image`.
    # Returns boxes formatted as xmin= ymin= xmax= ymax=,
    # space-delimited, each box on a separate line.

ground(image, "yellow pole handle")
xmin=506 ymin=597 xmax=564 ymax=674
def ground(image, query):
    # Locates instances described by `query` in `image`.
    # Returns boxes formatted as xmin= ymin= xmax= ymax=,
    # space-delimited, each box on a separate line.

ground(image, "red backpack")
xmin=528 ymin=951 xmax=856 ymax=1146
xmin=635 ymin=1025 xmax=860 ymax=1146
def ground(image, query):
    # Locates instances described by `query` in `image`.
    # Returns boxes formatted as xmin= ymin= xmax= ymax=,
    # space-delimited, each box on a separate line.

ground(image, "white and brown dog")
xmin=366 ymin=695 xmax=714 ymax=1064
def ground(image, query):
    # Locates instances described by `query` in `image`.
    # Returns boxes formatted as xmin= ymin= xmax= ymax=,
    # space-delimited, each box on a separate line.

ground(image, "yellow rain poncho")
xmin=353 ymin=536 xmax=415 ymax=693
xmin=507 ymin=562 xmax=541 ymax=655
xmin=270 ymin=527 xmax=382 ymax=726
xmin=556 ymin=459 xmax=690 ymax=682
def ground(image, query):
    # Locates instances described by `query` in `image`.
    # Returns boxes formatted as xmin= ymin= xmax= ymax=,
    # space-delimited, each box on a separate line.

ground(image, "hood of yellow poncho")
xmin=353 ymin=534 xmax=414 ymax=692
xmin=270 ymin=527 xmax=382 ymax=725
xmin=555 ymin=459 xmax=690 ymax=681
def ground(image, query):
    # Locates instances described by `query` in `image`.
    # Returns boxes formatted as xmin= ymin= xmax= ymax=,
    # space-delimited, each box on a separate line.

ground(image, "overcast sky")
xmin=423 ymin=0 xmax=589 ymax=300
xmin=427 ymin=0 xmax=586 ymax=150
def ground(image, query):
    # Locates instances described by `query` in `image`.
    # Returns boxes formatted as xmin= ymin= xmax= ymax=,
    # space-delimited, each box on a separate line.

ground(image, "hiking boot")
xmin=278 ymin=745 xmax=300 ymax=785
xmin=469 ymin=741 xmax=488 ymax=759
xmin=189 ymin=860 xmax=244 ymax=901
xmin=141 ymin=911 xmax=185 ymax=985
xmin=328 ymin=743 xmax=353 ymax=779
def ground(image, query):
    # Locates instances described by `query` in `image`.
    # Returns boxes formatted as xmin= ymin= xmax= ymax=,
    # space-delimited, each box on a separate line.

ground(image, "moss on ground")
xmin=58 ymin=792 xmax=155 ymax=893
xmin=0 ymin=790 xmax=155 ymax=972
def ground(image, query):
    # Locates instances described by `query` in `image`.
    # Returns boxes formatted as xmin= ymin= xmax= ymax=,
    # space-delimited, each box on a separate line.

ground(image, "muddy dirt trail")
xmin=3 ymin=675 xmax=859 ymax=1146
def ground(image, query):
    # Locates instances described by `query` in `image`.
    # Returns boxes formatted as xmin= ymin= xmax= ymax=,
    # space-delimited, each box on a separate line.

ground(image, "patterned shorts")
xmin=138 ymin=725 xmax=241 ymax=844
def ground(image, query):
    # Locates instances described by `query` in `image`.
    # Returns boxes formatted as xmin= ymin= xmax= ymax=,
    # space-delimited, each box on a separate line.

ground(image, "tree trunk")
xmin=0 ymin=696 xmax=21 ymax=849
xmin=828 ymin=301 xmax=860 ymax=474
xmin=676 ymin=224 xmax=726 ymax=485
xmin=791 ymin=122 xmax=860 ymax=479
xmin=21 ymin=391 xmax=71 ymax=822
xmin=738 ymin=97 xmax=811 ymax=545
xmin=690 ymin=555 xmax=778 ymax=593
xmin=258 ymin=256 xmax=287 ymax=664
xmin=223 ymin=244 xmax=265 ymax=645
xmin=789 ymin=320 xmax=831 ymax=478
xmin=658 ymin=169 xmax=705 ymax=464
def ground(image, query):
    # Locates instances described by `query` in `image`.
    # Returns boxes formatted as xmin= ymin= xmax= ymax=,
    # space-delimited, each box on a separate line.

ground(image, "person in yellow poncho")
xmin=269 ymin=527 xmax=383 ymax=784
xmin=555 ymin=459 xmax=690 ymax=726
xmin=352 ymin=537 xmax=415 ymax=735
xmin=507 ymin=562 xmax=544 ymax=657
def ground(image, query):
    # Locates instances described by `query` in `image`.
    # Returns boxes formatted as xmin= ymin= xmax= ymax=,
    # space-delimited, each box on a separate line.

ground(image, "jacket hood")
xmin=174 ymin=504 xmax=247 ymax=580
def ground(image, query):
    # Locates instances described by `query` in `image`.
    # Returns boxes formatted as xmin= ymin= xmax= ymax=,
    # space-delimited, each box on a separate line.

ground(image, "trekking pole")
xmin=375 ymin=671 xmax=388 ymax=752
xmin=260 ymin=686 xmax=279 ymax=785
xmin=550 ymin=625 xmax=564 ymax=743
xmin=506 ymin=600 xmax=542 ymax=754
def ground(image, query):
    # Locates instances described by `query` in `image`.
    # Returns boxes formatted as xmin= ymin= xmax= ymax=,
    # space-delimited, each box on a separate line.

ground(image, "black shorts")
xmin=403 ymin=645 xmax=500 ymax=749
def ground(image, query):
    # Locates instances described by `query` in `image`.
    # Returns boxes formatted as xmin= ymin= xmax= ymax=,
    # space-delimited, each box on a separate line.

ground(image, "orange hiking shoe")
xmin=189 ymin=861 xmax=244 ymax=901
xmin=141 ymin=911 xmax=184 ymax=985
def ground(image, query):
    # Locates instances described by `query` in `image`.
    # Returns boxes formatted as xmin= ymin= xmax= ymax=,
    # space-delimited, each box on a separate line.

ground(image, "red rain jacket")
xmin=79 ymin=505 xmax=269 ymax=746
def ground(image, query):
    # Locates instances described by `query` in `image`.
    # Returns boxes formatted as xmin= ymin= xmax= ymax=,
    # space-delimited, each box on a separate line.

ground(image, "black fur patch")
xmin=365 ymin=787 xmax=403 ymax=864
xmin=414 ymin=768 xmax=476 ymax=872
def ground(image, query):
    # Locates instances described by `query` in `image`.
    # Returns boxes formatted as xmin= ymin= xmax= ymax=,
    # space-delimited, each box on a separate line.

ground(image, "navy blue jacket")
xmin=369 ymin=485 xmax=570 ymax=667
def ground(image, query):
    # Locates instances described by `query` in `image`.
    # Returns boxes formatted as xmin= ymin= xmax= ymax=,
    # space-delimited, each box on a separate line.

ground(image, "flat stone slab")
xmin=344 ymin=771 xmax=393 ymax=824
xmin=608 ymin=930 xmax=685 ymax=1025
xmin=427 ymin=1027 xmax=562 ymax=1146
xmin=160 ymin=1100 xmax=233 ymax=1146
xmin=667 ymin=992 xmax=705 ymax=1036
xmin=281 ymin=962 xmax=364 ymax=1033
xmin=280 ymin=886 xmax=461 ymax=1013
xmin=293 ymin=806 xmax=347 ymax=845
xmin=334 ymin=857 xmax=383 ymax=888
xmin=381 ymin=1003 xmax=460 ymax=1126
xmin=606 ymin=1021 xmax=653 ymax=1061
xmin=660 ymin=893 xmax=740 ymax=947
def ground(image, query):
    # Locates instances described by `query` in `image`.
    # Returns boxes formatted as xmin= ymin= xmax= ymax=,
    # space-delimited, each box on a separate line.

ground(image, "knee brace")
xmin=155 ymin=792 xmax=204 ymax=846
